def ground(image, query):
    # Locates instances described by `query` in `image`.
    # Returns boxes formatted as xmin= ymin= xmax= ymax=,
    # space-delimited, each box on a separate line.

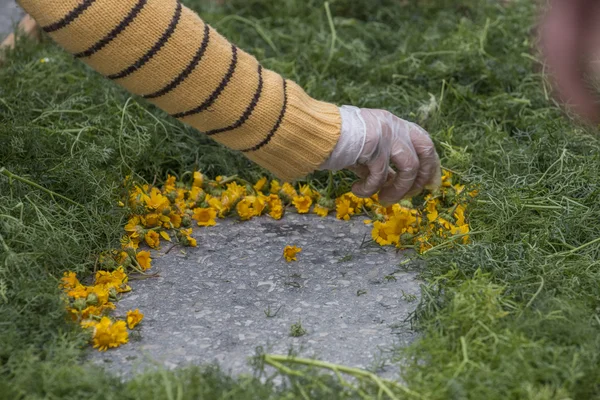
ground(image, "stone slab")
xmin=90 ymin=213 xmax=422 ymax=379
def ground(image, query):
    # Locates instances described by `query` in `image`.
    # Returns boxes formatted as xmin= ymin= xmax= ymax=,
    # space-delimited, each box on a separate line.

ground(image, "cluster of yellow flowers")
xmin=367 ymin=171 xmax=476 ymax=253
xmin=60 ymin=169 xmax=473 ymax=351
xmin=60 ymin=270 xmax=143 ymax=351
xmin=124 ymin=170 xmax=473 ymax=251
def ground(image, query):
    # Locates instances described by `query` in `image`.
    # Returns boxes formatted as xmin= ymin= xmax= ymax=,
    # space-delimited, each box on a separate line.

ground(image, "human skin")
xmin=539 ymin=0 xmax=600 ymax=124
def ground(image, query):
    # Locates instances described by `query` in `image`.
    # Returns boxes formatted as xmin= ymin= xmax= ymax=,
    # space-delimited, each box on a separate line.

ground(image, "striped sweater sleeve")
xmin=17 ymin=0 xmax=342 ymax=181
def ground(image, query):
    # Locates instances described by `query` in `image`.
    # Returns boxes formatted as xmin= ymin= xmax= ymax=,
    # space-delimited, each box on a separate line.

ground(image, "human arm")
xmin=17 ymin=0 xmax=441 ymax=201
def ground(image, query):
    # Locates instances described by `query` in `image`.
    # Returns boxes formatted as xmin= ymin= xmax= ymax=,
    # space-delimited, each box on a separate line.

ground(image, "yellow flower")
xmin=292 ymin=195 xmax=313 ymax=214
xmin=270 ymin=180 xmax=281 ymax=194
xmin=208 ymin=197 xmax=228 ymax=218
xmin=451 ymin=224 xmax=470 ymax=244
xmin=113 ymin=250 xmax=128 ymax=265
xmin=236 ymin=198 xmax=255 ymax=221
xmin=67 ymin=284 xmax=90 ymax=299
xmin=124 ymin=216 xmax=144 ymax=238
xmin=177 ymin=188 xmax=189 ymax=202
xmin=177 ymin=227 xmax=196 ymax=247
xmin=92 ymin=317 xmax=128 ymax=351
xmin=283 ymin=245 xmax=302 ymax=262
xmin=128 ymin=185 xmax=145 ymax=208
xmin=454 ymin=204 xmax=466 ymax=226
xmin=453 ymin=183 xmax=465 ymax=195
xmin=143 ymin=213 xmax=160 ymax=228
xmin=314 ymin=204 xmax=330 ymax=217
xmin=251 ymin=195 xmax=267 ymax=216
xmin=225 ymin=182 xmax=247 ymax=198
xmin=233 ymin=195 xmax=264 ymax=220
xmin=336 ymin=199 xmax=354 ymax=221
xmin=89 ymin=285 xmax=110 ymax=306
xmin=426 ymin=200 xmax=439 ymax=222
xmin=188 ymin=186 xmax=205 ymax=203
xmin=80 ymin=319 xmax=97 ymax=329
xmin=371 ymin=221 xmax=399 ymax=246
xmin=120 ymin=235 xmax=139 ymax=250
xmin=438 ymin=217 xmax=453 ymax=231
xmin=269 ymin=204 xmax=284 ymax=220
xmin=417 ymin=236 xmax=433 ymax=254
xmin=441 ymin=170 xmax=453 ymax=187
xmin=164 ymin=175 xmax=177 ymax=193
xmin=267 ymin=195 xmax=284 ymax=220
xmin=95 ymin=267 xmax=128 ymax=288
xmin=136 ymin=251 xmax=151 ymax=271
xmin=144 ymin=187 xmax=169 ymax=212
xmin=253 ymin=177 xmax=268 ymax=192
xmin=363 ymin=198 xmax=376 ymax=209
xmin=298 ymin=184 xmax=314 ymax=198
xmin=267 ymin=194 xmax=281 ymax=207
xmin=193 ymin=207 xmax=217 ymax=227
xmin=375 ymin=204 xmax=395 ymax=218
xmin=390 ymin=205 xmax=418 ymax=232
xmin=145 ymin=230 xmax=160 ymax=249
xmin=469 ymin=189 xmax=479 ymax=198
xmin=126 ymin=309 xmax=144 ymax=329
xmin=60 ymin=272 xmax=80 ymax=291
xmin=164 ymin=212 xmax=182 ymax=229
xmin=281 ymin=182 xmax=297 ymax=198
xmin=343 ymin=192 xmax=365 ymax=210
xmin=79 ymin=303 xmax=115 ymax=320
xmin=193 ymin=171 xmax=204 ymax=188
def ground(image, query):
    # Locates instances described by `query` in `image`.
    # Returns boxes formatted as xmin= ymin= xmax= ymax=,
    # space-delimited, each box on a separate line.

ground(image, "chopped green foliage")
xmin=290 ymin=320 xmax=308 ymax=337
xmin=1 ymin=0 xmax=600 ymax=398
xmin=264 ymin=305 xmax=282 ymax=318
xmin=400 ymin=290 xmax=417 ymax=302
xmin=338 ymin=254 xmax=354 ymax=263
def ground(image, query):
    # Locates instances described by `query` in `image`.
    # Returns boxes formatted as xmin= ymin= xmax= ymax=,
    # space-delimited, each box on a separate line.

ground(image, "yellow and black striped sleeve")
xmin=17 ymin=0 xmax=342 ymax=181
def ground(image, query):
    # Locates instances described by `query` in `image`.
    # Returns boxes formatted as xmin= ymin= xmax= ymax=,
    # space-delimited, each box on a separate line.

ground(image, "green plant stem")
xmin=551 ymin=236 xmax=600 ymax=257
xmin=422 ymin=230 xmax=486 ymax=255
xmin=0 ymin=167 xmax=84 ymax=208
xmin=217 ymin=174 xmax=239 ymax=186
xmin=321 ymin=2 xmax=337 ymax=77
xmin=327 ymin=171 xmax=334 ymax=198
xmin=263 ymin=354 xmax=422 ymax=399
xmin=215 ymin=15 xmax=279 ymax=54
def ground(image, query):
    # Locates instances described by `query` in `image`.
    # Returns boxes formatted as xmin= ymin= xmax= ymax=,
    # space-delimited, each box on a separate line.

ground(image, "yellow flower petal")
xmin=159 ymin=231 xmax=172 ymax=242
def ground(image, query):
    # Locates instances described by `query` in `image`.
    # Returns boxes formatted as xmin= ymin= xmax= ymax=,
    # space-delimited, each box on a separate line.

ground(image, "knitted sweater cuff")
xmin=242 ymin=81 xmax=341 ymax=181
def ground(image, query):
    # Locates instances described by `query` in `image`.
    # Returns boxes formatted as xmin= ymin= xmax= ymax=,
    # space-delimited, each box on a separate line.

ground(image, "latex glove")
xmin=320 ymin=106 xmax=441 ymax=204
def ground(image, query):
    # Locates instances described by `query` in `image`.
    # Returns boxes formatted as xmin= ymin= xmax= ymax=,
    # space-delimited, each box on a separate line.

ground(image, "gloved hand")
xmin=320 ymin=106 xmax=441 ymax=204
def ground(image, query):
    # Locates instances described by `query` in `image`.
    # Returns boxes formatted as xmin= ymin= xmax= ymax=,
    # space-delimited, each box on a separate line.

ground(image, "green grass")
xmin=1 ymin=0 xmax=600 ymax=398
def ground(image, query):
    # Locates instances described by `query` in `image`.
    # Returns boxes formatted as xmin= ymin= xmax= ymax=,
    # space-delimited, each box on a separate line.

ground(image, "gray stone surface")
xmin=90 ymin=214 xmax=421 ymax=379
xmin=0 ymin=0 xmax=23 ymax=39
